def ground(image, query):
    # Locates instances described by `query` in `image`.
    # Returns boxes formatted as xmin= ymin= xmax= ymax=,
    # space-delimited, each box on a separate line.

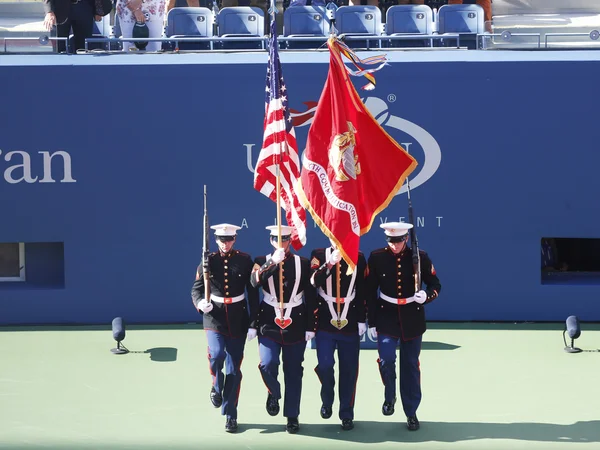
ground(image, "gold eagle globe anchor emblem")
xmin=328 ymin=121 xmax=361 ymax=182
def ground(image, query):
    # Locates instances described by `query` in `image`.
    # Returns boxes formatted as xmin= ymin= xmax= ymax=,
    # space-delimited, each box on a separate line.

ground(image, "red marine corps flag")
xmin=298 ymin=37 xmax=418 ymax=272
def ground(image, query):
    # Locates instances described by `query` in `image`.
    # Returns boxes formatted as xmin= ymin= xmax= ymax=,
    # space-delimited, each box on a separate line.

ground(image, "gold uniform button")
xmin=224 ymin=265 xmax=228 ymax=269
xmin=225 ymin=279 xmax=228 ymax=282
xmin=224 ymin=260 xmax=228 ymax=264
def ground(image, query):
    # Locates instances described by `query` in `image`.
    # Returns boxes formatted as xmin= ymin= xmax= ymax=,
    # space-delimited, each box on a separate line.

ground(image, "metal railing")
xmin=480 ymin=31 xmax=542 ymax=49
xmin=84 ymin=36 xmax=268 ymax=52
xmin=545 ymin=30 xmax=600 ymax=47
xmin=479 ymin=29 xmax=600 ymax=49
xmin=4 ymin=29 xmax=600 ymax=54
xmin=2 ymin=36 xmax=72 ymax=53
xmin=81 ymin=33 xmax=462 ymax=53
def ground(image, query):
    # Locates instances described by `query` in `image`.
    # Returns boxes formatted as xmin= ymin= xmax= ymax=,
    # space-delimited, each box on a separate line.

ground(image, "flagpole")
xmin=336 ymin=262 xmax=341 ymax=326
xmin=276 ymin=163 xmax=284 ymax=317
xmin=269 ymin=0 xmax=284 ymax=318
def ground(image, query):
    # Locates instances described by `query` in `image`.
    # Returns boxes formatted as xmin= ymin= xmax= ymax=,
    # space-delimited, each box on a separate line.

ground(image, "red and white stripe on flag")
xmin=253 ymin=28 xmax=307 ymax=250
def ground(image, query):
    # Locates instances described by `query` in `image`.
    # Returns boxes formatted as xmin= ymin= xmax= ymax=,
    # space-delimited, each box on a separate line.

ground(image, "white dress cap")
xmin=210 ymin=223 xmax=241 ymax=237
xmin=380 ymin=221 xmax=413 ymax=237
xmin=265 ymin=225 xmax=294 ymax=237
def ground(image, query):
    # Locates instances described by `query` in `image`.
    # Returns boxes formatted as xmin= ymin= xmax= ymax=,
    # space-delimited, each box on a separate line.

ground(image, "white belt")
xmin=210 ymin=294 xmax=245 ymax=304
xmin=262 ymin=291 xmax=304 ymax=308
xmin=318 ymin=288 xmax=354 ymax=328
xmin=262 ymin=290 xmax=304 ymax=325
xmin=317 ymin=290 xmax=355 ymax=304
xmin=380 ymin=292 xmax=415 ymax=305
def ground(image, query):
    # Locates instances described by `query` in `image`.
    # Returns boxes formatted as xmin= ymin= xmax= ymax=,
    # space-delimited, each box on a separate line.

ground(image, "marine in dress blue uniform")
xmin=191 ymin=224 xmax=259 ymax=433
xmin=249 ymin=225 xmax=318 ymax=434
xmin=310 ymin=242 xmax=367 ymax=431
xmin=366 ymin=222 xmax=441 ymax=431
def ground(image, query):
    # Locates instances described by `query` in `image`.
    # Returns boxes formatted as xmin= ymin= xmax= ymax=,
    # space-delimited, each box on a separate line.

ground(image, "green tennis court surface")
xmin=1 ymin=323 xmax=599 ymax=450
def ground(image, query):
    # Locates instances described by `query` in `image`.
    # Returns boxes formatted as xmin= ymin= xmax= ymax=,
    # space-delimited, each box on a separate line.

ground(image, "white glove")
xmin=305 ymin=331 xmax=315 ymax=341
xmin=247 ymin=328 xmax=257 ymax=341
xmin=358 ymin=322 xmax=367 ymax=336
xmin=271 ymin=248 xmax=285 ymax=264
xmin=327 ymin=249 xmax=342 ymax=265
xmin=413 ymin=290 xmax=427 ymax=304
xmin=198 ymin=299 xmax=213 ymax=314
xmin=368 ymin=327 xmax=377 ymax=340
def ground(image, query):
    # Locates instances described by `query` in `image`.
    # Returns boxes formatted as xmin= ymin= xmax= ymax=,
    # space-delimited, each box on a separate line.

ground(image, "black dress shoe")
xmin=382 ymin=398 xmax=396 ymax=416
xmin=225 ymin=417 xmax=238 ymax=433
xmin=266 ymin=393 xmax=280 ymax=416
xmin=320 ymin=405 xmax=332 ymax=419
xmin=210 ymin=387 xmax=222 ymax=408
xmin=341 ymin=418 xmax=354 ymax=431
xmin=407 ymin=416 xmax=420 ymax=431
xmin=286 ymin=417 xmax=300 ymax=434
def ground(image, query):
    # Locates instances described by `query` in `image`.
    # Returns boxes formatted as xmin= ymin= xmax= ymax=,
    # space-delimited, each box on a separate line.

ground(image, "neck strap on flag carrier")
xmin=317 ymin=247 xmax=358 ymax=324
xmin=262 ymin=253 xmax=303 ymax=322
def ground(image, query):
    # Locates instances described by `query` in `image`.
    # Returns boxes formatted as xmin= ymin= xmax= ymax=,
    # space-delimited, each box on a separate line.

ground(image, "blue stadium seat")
xmin=283 ymin=5 xmax=330 ymax=49
xmin=437 ymin=4 xmax=485 ymax=49
xmin=217 ymin=7 xmax=265 ymax=49
xmin=334 ymin=5 xmax=382 ymax=49
xmin=385 ymin=5 xmax=433 ymax=48
xmin=166 ymin=7 xmax=214 ymax=50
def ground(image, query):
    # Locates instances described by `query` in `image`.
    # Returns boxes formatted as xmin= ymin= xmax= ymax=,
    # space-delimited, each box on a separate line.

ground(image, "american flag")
xmin=253 ymin=18 xmax=307 ymax=250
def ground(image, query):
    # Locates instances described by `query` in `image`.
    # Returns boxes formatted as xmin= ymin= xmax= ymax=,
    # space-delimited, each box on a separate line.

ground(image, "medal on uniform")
xmin=274 ymin=317 xmax=292 ymax=329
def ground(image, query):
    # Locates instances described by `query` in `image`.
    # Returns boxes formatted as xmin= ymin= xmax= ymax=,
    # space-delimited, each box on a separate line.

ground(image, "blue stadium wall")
xmin=1 ymin=51 xmax=599 ymax=325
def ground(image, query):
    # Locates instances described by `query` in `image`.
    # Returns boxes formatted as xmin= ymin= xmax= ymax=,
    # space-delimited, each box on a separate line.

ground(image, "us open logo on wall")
xmin=288 ymin=96 xmax=442 ymax=195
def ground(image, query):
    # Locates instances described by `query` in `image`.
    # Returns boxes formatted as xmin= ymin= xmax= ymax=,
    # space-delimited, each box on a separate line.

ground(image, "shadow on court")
xmin=127 ymin=347 xmax=178 ymax=362
xmin=239 ymin=420 xmax=600 ymax=443
xmin=422 ymin=341 xmax=460 ymax=351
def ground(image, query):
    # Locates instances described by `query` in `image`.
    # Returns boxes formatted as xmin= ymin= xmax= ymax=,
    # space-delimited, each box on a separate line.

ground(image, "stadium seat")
xmin=283 ymin=5 xmax=330 ymax=49
xmin=217 ymin=7 xmax=265 ymax=49
xmin=334 ymin=5 xmax=382 ymax=49
xmin=437 ymin=4 xmax=485 ymax=49
xmin=385 ymin=5 xmax=433 ymax=48
xmin=166 ymin=7 xmax=214 ymax=50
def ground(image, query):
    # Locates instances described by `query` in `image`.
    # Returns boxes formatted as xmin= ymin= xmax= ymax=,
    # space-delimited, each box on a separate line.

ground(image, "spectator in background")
xmin=541 ymin=238 xmax=568 ymax=272
xmin=448 ymin=0 xmax=492 ymax=25
xmin=43 ymin=0 xmax=105 ymax=52
xmin=166 ymin=0 xmax=200 ymax=12
xmin=116 ymin=0 xmax=166 ymax=51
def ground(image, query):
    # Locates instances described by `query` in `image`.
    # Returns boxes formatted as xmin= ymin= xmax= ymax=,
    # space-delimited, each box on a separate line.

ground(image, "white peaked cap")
xmin=380 ymin=222 xmax=413 ymax=237
xmin=210 ymin=223 xmax=241 ymax=236
xmin=266 ymin=225 xmax=294 ymax=236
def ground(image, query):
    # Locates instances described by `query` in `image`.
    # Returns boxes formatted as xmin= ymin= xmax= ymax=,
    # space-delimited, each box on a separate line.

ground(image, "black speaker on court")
xmin=563 ymin=315 xmax=582 ymax=354
xmin=111 ymin=317 xmax=129 ymax=355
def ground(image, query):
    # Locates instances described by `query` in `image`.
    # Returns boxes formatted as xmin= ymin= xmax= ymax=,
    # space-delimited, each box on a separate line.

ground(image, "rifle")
xmin=406 ymin=178 xmax=421 ymax=292
xmin=202 ymin=185 xmax=211 ymax=303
